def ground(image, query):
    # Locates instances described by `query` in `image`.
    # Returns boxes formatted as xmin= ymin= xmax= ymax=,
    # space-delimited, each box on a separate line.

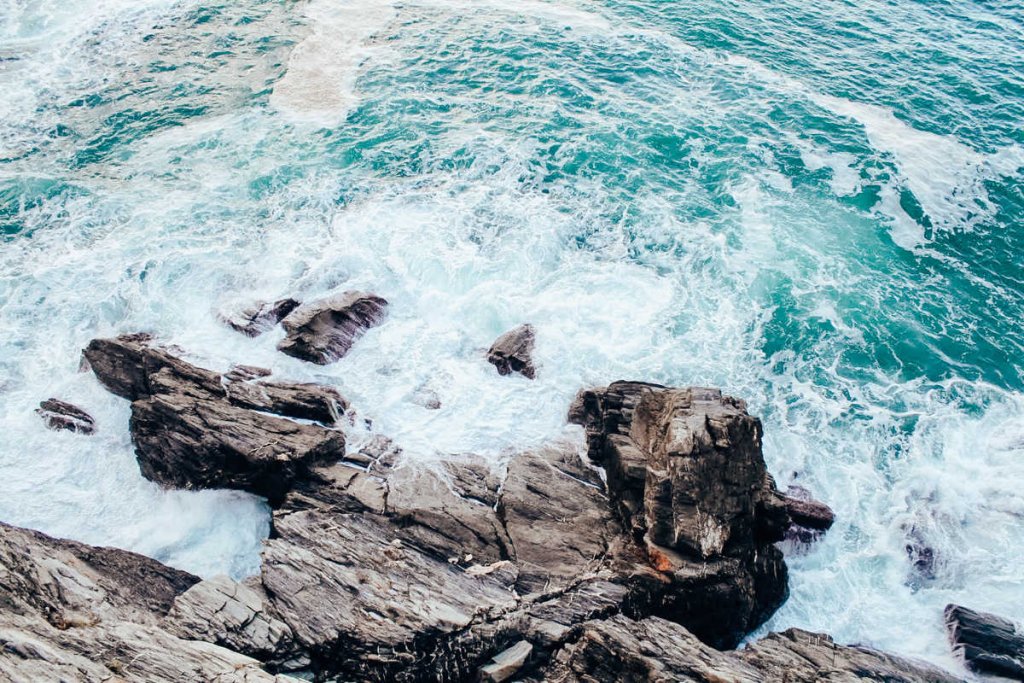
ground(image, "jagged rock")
xmin=0 ymin=522 xmax=296 ymax=682
xmin=946 ymin=604 xmax=1024 ymax=680
xmin=569 ymin=382 xmax=790 ymax=649
xmin=221 ymin=299 xmax=301 ymax=337
xmin=543 ymin=614 xmax=958 ymax=683
xmin=487 ymin=324 xmax=536 ymax=379
xmin=277 ymin=292 xmax=388 ymax=364
xmin=781 ymin=485 xmax=836 ymax=544
xmin=36 ymin=398 xmax=96 ymax=434
xmin=83 ymin=334 xmax=345 ymax=503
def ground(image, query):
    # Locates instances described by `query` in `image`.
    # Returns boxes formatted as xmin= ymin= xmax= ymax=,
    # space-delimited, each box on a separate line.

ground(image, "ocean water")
xmin=1 ymin=0 xmax=1022 ymax=673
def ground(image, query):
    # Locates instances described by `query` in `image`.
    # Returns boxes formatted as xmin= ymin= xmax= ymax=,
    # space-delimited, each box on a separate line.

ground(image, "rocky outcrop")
xmin=0 ymin=522 xmax=297 ymax=682
xmin=36 ymin=398 xmax=96 ymax=434
xmin=946 ymin=604 xmax=1024 ymax=680
xmin=542 ymin=614 xmax=958 ymax=683
xmin=221 ymin=299 xmax=301 ymax=337
xmin=781 ymin=485 xmax=835 ymax=543
xmin=487 ymin=324 xmax=536 ymax=379
xmin=277 ymin=292 xmax=388 ymax=364
xmin=568 ymin=381 xmax=790 ymax=648
xmin=82 ymin=334 xmax=345 ymax=503
xmin=28 ymin=344 xmax=963 ymax=682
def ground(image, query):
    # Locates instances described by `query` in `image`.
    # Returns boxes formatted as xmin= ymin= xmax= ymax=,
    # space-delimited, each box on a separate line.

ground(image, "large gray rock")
xmin=277 ymin=292 xmax=388 ymax=364
xmin=83 ymin=334 xmax=346 ymax=503
xmin=569 ymin=382 xmax=790 ymax=649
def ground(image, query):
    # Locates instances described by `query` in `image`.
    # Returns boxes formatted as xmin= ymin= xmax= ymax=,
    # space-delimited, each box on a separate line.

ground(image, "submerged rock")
xmin=220 ymin=298 xmax=300 ymax=337
xmin=35 ymin=398 xmax=96 ymax=434
xmin=487 ymin=324 xmax=536 ymax=379
xmin=277 ymin=291 xmax=388 ymax=364
xmin=946 ymin=604 xmax=1024 ymax=680
xmin=569 ymin=381 xmax=790 ymax=649
xmin=83 ymin=334 xmax=345 ymax=503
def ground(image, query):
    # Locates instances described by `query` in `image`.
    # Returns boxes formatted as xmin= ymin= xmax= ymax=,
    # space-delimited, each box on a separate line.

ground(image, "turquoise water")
xmin=1 ymin=0 xmax=1022 ymax=671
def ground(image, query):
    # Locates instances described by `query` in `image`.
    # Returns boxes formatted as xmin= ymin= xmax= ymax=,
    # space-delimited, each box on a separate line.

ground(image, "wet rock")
xmin=84 ymin=334 xmax=345 ymax=503
xmin=35 ymin=398 xmax=96 ymax=434
xmin=781 ymin=485 xmax=835 ymax=543
xmin=0 ymin=522 xmax=296 ymax=682
xmin=945 ymin=604 xmax=1024 ymax=680
xmin=543 ymin=614 xmax=959 ymax=683
xmin=277 ymin=291 xmax=388 ymax=364
xmin=487 ymin=324 xmax=536 ymax=379
xmin=221 ymin=298 xmax=301 ymax=337
xmin=569 ymin=381 xmax=791 ymax=649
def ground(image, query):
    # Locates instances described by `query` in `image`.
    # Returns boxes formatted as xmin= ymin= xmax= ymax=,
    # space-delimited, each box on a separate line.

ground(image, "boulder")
xmin=946 ymin=604 xmax=1024 ymax=680
xmin=83 ymin=334 xmax=345 ymax=503
xmin=569 ymin=381 xmax=790 ymax=648
xmin=277 ymin=292 xmax=388 ymax=364
xmin=487 ymin=324 xmax=536 ymax=379
xmin=781 ymin=485 xmax=835 ymax=544
xmin=220 ymin=298 xmax=300 ymax=337
xmin=35 ymin=398 xmax=96 ymax=434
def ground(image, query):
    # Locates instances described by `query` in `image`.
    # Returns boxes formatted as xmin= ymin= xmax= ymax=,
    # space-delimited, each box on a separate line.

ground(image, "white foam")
xmin=270 ymin=0 xmax=397 ymax=127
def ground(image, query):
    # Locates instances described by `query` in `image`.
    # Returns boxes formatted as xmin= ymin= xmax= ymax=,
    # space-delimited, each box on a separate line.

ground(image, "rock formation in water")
xmin=82 ymin=334 xmax=346 ymax=503
xmin=277 ymin=291 xmax=388 ymax=364
xmin=5 ymin=336 xmax=963 ymax=682
xmin=487 ymin=323 xmax=536 ymax=379
xmin=946 ymin=603 xmax=1024 ymax=680
xmin=36 ymin=398 xmax=96 ymax=434
xmin=220 ymin=298 xmax=301 ymax=337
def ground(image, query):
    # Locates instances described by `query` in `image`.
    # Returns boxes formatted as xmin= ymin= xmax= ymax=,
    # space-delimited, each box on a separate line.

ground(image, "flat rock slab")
xmin=277 ymin=291 xmax=388 ymax=364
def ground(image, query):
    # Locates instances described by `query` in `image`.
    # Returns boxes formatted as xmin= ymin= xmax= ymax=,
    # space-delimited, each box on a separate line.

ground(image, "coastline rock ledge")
xmin=1 ymin=338 xmax=962 ymax=682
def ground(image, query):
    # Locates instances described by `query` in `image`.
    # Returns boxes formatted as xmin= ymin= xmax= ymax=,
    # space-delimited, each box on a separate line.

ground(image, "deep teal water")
xmin=1 ymin=0 xmax=1022 ymax=669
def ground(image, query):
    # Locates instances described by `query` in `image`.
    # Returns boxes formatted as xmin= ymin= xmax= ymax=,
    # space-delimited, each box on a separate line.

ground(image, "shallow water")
xmin=1 ymin=0 xmax=1022 ymax=671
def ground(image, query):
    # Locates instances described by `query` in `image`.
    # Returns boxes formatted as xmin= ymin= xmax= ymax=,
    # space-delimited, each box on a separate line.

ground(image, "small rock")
xmin=487 ymin=324 xmax=536 ymax=379
xmin=220 ymin=299 xmax=300 ymax=337
xmin=480 ymin=640 xmax=533 ymax=682
xmin=277 ymin=291 xmax=388 ymax=365
xmin=945 ymin=604 xmax=1024 ymax=680
xmin=36 ymin=399 xmax=96 ymax=435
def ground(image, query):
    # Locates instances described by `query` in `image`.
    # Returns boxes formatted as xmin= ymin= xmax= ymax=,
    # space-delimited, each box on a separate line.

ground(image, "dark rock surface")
xmin=568 ymin=381 xmax=790 ymax=649
xmin=487 ymin=324 xmax=536 ymax=379
xmin=277 ymin=291 xmax=388 ymax=364
xmin=946 ymin=604 xmax=1024 ymax=680
xmin=36 ymin=398 xmax=96 ymax=434
xmin=83 ymin=334 xmax=345 ymax=503
xmin=221 ymin=298 xmax=301 ymax=337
